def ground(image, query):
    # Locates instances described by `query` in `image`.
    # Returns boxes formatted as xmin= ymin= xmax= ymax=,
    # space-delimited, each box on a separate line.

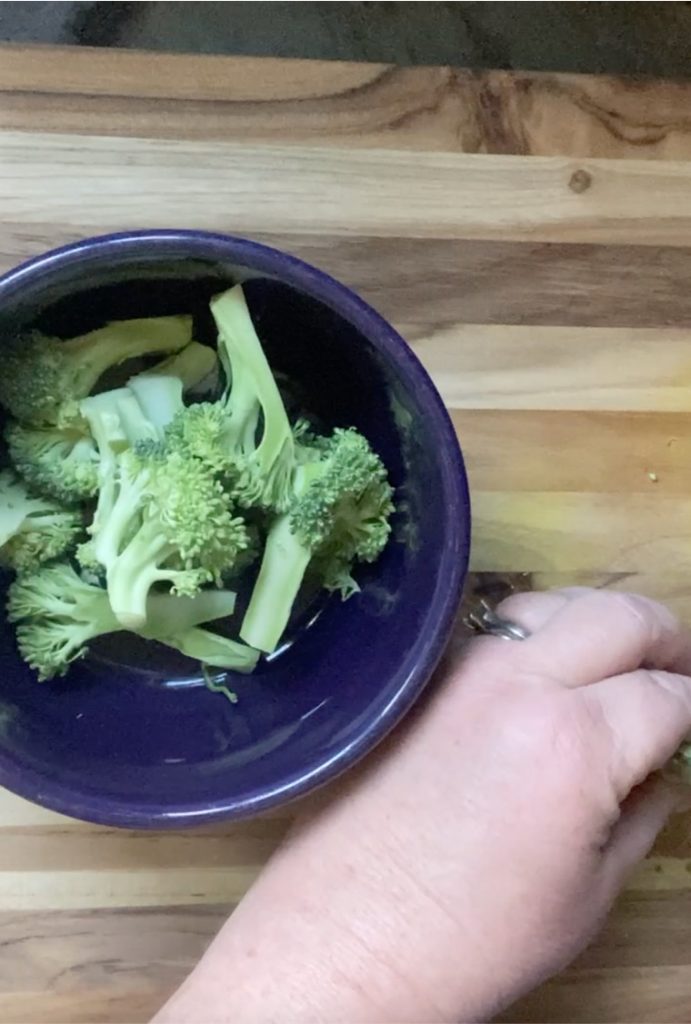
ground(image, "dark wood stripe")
xmin=252 ymin=236 xmax=691 ymax=328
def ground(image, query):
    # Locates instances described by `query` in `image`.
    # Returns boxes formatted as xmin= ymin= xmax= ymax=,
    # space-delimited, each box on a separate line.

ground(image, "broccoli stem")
xmin=160 ymin=628 xmax=259 ymax=673
xmin=92 ymin=462 xmax=150 ymax=571
xmin=115 ymin=391 xmax=161 ymax=444
xmin=240 ymin=514 xmax=312 ymax=653
xmin=144 ymin=590 xmax=237 ymax=637
xmin=0 ymin=504 xmax=31 ymax=547
xmin=140 ymin=342 xmax=217 ymax=391
xmin=67 ymin=315 xmax=192 ymax=378
xmin=126 ymin=376 xmax=183 ymax=434
xmin=107 ymin=520 xmax=176 ymax=630
xmin=211 ymin=287 xmax=294 ymax=497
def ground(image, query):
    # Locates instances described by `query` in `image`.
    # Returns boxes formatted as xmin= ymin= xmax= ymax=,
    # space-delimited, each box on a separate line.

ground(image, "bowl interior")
xmin=0 ymin=236 xmax=468 ymax=826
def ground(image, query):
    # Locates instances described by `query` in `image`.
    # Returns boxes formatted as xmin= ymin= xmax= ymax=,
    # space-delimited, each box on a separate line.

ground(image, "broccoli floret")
xmin=6 ymin=419 xmax=99 ymax=502
xmin=167 ymin=286 xmax=295 ymax=511
xmin=79 ymin=404 xmax=251 ymax=631
xmin=0 ymin=315 xmax=192 ymax=425
xmin=7 ymin=562 xmax=119 ymax=680
xmin=0 ymin=470 xmax=82 ymax=572
xmin=166 ymin=401 xmax=231 ymax=473
xmin=7 ymin=561 xmax=241 ymax=681
xmin=107 ymin=449 xmax=251 ymax=629
xmin=240 ymin=428 xmax=393 ymax=653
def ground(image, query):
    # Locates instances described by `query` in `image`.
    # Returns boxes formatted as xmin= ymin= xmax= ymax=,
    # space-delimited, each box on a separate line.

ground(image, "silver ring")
xmin=465 ymin=599 xmax=531 ymax=642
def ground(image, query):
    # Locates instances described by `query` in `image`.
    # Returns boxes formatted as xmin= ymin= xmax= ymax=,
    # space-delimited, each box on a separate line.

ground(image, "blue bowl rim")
xmin=0 ymin=229 xmax=471 ymax=828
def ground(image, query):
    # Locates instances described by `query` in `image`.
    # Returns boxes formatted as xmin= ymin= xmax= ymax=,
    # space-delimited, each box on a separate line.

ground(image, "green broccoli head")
xmin=0 ymin=470 xmax=83 ymax=572
xmin=6 ymin=420 xmax=99 ymax=503
xmin=0 ymin=316 xmax=192 ymax=425
xmin=289 ymin=428 xmax=393 ymax=558
xmin=166 ymin=402 xmax=234 ymax=474
xmin=240 ymin=428 xmax=393 ymax=653
xmin=7 ymin=561 xmax=120 ymax=681
xmin=89 ymin=444 xmax=252 ymax=631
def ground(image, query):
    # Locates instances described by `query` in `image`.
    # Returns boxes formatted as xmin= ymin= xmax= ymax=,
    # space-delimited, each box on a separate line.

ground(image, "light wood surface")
xmin=1 ymin=43 xmax=691 ymax=1023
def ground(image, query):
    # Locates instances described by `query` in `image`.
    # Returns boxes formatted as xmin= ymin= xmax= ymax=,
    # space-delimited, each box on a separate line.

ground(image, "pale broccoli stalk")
xmin=0 ymin=470 xmax=82 ymax=572
xmin=6 ymin=419 xmax=99 ymax=503
xmin=79 ymin=389 xmax=132 ymax=567
xmin=0 ymin=316 xmax=193 ymax=425
xmin=144 ymin=589 xmax=237 ymax=637
xmin=7 ymin=561 xmax=241 ymax=681
xmin=240 ymin=428 xmax=394 ymax=653
xmin=128 ymin=341 xmax=218 ymax=431
xmin=170 ymin=286 xmax=295 ymax=511
xmin=158 ymin=628 xmax=259 ymax=673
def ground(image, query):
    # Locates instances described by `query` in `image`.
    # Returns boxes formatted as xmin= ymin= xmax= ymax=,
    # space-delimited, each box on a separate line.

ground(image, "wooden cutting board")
xmin=1 ymin=43 xmax=691 ymax=1023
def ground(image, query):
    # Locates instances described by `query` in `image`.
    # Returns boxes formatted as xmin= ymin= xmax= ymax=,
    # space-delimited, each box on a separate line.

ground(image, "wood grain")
xmin=417 ymin=324 xmax=691 ymax=408
xmin=6 ymin=46 xmax=691 ymax=162
xmin=454 ymin=411 xmax=691 ymax=492
xmin=2 ymin=42 xmax=691 ymax=1024
xmin=8 ymin=130 xmax=691 ymax=247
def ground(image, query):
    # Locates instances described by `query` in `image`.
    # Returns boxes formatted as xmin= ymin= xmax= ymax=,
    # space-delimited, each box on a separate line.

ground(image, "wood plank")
xmin=5 ymin=232 xmax=691 ymax=337
xmin=417 ymin=324 xmax=691 ymax=410
xmin=505 ymin=966 xmax=691 ymax=1024
xmin=0 ymin=44 xmax=388 ymax=104
xmin=0 ymin=821 xmax=287 ymax=874
xmin=454 ymin=411 xmax=691 ymax=493
xmin=4 ymin=47 xmax=691 ymax=163
xmin=470 ymin=492 xmax=691 ymax=573
xmin=8 ymin=132 xmax=691 ymax=247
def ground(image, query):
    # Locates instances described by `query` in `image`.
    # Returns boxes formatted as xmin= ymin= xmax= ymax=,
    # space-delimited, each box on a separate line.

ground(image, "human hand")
xmin=156 ymin=589 xmax=691 ymax=1024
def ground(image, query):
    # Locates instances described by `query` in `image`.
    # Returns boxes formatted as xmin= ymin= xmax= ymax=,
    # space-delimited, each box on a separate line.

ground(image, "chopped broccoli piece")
xmin=7 ymin=562 xmax=119 ymax=680
xmin=136 ymin=340 xmax=218 ymax=392
xmin=105 ymin=449 xmax=251 ymax=629
xmin=7 ymin=560 xmax=241 ymax=681
xmin=0 ymin=470 xmax=82 ymax=572
xmin=168 ymin=286 xmax=295 ymax=511
xmin=6 ymin=419 xmax=99 ymax=502
xmin=240 ymin=428 xmax=393 ymax=653
xmin=79 ymin=401 xmax=251 ymax=632
xmin=122 ymin=342 xmax=219 ymax=438
xmin=0 ymin=315 xmax=192 ymax=425
xmin=159 ymin=627 xmax=259 ymax=673
xmin=143 ymin=589 xmax=237 ymax=637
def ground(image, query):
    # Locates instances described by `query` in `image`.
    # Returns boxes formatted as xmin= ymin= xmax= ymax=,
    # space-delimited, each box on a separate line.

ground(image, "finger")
xmin=603 ymin=775 xmax=689 ymax=887
xmin=495 ymin=588 xmax=589 ymax=635
xmin=507 ymin=590 xmax=691 ymax=688
xmin=589 ymin=668 xmax=691 ymax=794
xmin=464 ymin=588 xmax=587 ymax=664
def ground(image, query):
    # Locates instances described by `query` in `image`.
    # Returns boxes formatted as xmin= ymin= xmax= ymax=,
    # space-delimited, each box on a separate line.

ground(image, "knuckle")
xmin=496 ymin=590 xmax=567 ymax=631
xmin=606 ymin=590 xmax=677 ymax=643
xmin=642 ymin=668 xmax=691 ymax=710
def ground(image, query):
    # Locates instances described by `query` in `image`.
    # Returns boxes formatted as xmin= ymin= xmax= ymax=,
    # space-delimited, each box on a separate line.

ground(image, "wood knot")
xmin=568 ymin=169 xmax=592 ymax=194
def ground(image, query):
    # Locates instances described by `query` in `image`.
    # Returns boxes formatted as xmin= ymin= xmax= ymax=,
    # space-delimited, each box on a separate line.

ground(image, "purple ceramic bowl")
xmin=0 ymin=230 xmax=470 ymax=828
